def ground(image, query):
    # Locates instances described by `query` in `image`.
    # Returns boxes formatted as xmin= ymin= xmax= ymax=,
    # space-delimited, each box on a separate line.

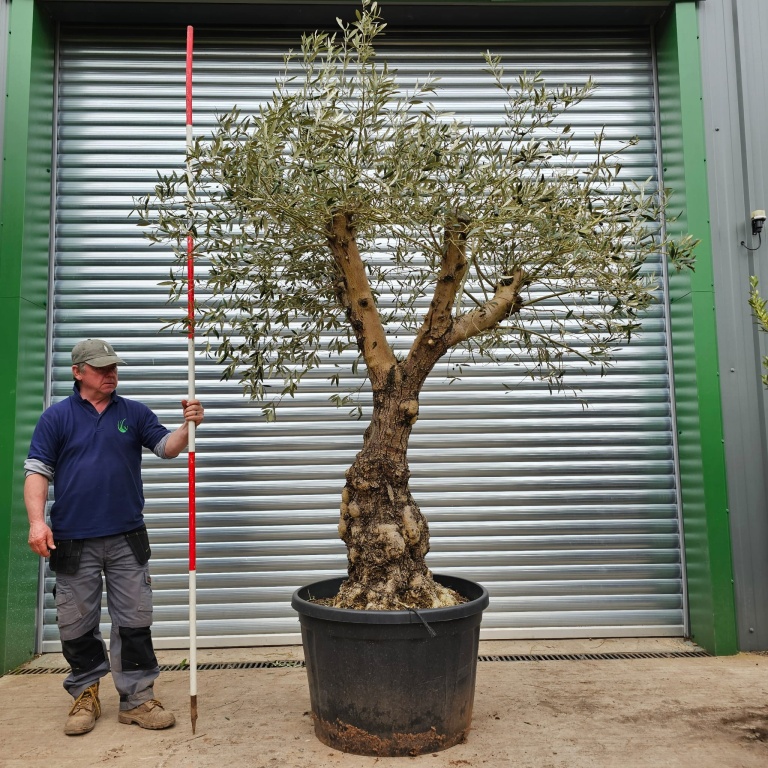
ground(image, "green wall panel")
xmin=656 ymin=1 xmax=738 ymax=655
xmin=0 ymin=0 xmax=54 ymax=673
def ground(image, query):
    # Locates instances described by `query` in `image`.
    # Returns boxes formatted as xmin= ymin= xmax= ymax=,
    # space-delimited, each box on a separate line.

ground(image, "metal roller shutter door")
xmin=43 ymin=27 xmax=685 ymax=650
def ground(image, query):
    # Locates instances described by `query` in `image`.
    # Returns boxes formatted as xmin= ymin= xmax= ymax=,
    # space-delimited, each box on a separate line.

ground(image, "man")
xmin=24 ymin=338 xmax=205 ymax=735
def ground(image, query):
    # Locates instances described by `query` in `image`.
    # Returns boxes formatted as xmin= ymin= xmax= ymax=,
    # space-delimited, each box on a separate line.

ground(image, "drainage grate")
xmin=7 ymin=660 xmax=306 ymax=675
xmin=477 ymin=651 xmax=711 ymax=662
xmin=9 ymin=651 xmax=709 ymax=675
xmin=9 ymin=666 xmax=73 ymax=675
xmin=172 ymin=660 xmax=306 ymax=671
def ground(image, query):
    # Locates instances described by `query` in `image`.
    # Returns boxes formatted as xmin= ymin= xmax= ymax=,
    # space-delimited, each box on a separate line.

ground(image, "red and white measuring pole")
xmin=185 ymin=24 xmax=198 ymax=734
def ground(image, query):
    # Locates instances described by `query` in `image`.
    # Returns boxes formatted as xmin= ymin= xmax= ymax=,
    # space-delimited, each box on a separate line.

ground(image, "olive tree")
xmin=139 ymin=1 xmax=696 ymax=611
xmin=749 ymin=276 xmax=768 ymax=387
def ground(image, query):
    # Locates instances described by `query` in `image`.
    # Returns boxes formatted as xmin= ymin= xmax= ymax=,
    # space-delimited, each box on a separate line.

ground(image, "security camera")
xmin=751 ymin=210 xmax=766 ymax=236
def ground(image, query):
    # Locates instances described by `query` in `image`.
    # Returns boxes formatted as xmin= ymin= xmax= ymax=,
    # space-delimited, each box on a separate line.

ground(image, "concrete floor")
xmin=2 ymin=638 xmax=767 ymax=768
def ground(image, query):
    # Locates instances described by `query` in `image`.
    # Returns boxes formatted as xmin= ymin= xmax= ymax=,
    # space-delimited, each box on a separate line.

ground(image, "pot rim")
xmin=291 ymin=573 xmax=489 ymax=624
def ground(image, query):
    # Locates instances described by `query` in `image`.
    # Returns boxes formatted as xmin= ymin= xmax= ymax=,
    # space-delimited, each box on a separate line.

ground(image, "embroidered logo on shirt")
xmin=117 ymin=419 xmax=128 ymax=433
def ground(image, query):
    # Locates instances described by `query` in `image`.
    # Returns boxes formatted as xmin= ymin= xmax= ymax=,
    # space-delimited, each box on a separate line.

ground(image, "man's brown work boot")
xmin=64 ymin=682 xmax=101 ymax=735
xmin=118 ymin=699 xmax=175 ymax=730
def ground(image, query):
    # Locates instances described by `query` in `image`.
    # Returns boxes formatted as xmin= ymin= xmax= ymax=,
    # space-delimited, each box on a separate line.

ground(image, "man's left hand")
xmin=182 ymin=399 xmax=205 ymax=426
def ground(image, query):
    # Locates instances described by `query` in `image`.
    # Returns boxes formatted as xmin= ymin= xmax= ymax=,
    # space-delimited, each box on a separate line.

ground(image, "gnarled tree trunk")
xmin=335 ymin=378 xmax=460 ymax=610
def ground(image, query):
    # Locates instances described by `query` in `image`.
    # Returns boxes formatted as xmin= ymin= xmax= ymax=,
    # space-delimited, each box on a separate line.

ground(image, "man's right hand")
xmin=28 ymin=521 xmax=55 ymax=557
xmin=24 ymin=472 xmax=54 ymax=557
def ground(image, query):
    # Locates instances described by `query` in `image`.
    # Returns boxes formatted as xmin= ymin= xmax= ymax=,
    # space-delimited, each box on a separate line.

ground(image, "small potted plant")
xmin=139 ymin=1 xmax=696 ymax=755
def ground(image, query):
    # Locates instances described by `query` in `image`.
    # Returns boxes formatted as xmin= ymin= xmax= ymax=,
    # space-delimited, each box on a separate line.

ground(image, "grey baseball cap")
xmin=71 ymin=339 xmax=126 ymax=367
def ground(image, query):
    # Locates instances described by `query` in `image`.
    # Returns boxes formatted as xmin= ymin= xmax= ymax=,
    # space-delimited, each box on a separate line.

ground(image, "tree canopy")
xmin=138 ymin=0 xmax=697 ymax=418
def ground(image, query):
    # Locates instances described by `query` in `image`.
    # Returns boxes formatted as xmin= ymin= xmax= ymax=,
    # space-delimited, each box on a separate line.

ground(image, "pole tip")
xmin=190 ymin=694 xmax=198 ymax=734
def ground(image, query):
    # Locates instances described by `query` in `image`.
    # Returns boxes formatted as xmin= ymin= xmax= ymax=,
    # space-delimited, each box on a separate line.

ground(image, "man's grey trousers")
xmin=54 ymin=533 xmax=160 ymax=710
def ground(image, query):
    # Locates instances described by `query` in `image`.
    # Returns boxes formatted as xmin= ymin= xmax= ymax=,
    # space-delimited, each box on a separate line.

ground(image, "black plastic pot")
xmin=291 ymin=574 xmax=489 ymax=756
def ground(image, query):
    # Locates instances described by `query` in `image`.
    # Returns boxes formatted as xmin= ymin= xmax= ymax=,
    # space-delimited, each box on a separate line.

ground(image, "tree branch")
xmin=404 ymin=217 xmax=470 ymax=374
xmin=445 ymin=269 xmax=526 ymax=347
xmin=327 ymin=211 xmax=396 ymax=385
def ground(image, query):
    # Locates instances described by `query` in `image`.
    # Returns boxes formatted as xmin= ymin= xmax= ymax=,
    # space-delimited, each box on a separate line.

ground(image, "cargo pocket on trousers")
xmin=137 ymin=570 xmax=153 ymax=617
xmin=54 ymin=583 xmax=83 ymax=630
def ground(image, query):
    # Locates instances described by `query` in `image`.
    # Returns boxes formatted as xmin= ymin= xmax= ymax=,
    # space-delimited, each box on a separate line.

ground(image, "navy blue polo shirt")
xmin=27 ymin=384 xmax=171 ymax=539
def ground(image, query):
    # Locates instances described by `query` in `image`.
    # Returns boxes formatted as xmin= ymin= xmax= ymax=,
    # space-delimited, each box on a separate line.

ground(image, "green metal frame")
xmin=0 ymin=0 xmax=739 ymax=671
xmin=0 ymin=0 xmax=55 ymax=673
